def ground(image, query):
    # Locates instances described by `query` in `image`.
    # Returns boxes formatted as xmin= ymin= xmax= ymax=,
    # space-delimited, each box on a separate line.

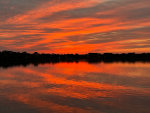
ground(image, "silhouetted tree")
xmin=0 ymin=51 xmax=150 ymax=68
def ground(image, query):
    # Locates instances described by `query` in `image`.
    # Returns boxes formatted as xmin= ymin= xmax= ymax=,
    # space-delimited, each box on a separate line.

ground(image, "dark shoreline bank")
xmin=1 ymin=50 xmax=150 ymax=68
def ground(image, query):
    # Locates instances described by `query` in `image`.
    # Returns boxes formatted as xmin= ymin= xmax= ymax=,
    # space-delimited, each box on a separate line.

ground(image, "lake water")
xmin=0 ymin=62 xmax=150 ymax=113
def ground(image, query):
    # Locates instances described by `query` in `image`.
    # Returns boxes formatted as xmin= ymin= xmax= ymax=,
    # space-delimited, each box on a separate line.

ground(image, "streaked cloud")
xmin=0 ymin=0 xmax=150 ymax=53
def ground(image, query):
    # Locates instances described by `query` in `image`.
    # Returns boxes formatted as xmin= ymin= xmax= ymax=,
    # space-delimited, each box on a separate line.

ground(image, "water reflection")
xmin=0 ymin=62 xmax=150 ymax=113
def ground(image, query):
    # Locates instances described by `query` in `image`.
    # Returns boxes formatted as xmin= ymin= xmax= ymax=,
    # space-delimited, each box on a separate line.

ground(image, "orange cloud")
xmin=0 ymin=0 xmax=150 ymax=53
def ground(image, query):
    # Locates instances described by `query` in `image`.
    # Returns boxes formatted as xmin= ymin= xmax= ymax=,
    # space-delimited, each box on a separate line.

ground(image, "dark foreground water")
xmin=0 ymin=62 xmax=150 ymax=113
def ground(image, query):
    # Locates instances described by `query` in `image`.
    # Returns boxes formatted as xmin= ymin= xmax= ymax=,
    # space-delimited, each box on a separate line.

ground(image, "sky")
xmin=0 ymin=0 xmax=150 ymax=54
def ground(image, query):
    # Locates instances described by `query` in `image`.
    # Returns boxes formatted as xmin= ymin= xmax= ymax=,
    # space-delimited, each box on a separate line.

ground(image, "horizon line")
xmin=1 ymin=50 xmax=150 ymax=55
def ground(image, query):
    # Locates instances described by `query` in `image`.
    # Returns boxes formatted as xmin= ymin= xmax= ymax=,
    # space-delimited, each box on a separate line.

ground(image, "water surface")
xmin=0 ymin=62 xmax=150 ymax=113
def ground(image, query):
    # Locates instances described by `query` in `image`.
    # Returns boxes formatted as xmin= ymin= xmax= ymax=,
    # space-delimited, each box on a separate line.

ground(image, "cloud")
xmin=0 ymin=0 xmax=150 ymax=53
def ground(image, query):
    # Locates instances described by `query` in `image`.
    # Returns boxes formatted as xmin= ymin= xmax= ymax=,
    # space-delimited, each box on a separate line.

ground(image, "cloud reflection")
xmin=0 ymin=62 xmax=150 ymax=112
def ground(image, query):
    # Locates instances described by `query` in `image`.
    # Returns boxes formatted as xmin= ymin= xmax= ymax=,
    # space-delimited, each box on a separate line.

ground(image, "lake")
xmin=0 ymin=62 xmax=150 ymax=113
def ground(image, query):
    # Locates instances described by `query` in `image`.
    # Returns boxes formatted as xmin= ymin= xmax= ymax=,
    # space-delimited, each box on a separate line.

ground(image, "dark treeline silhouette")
xmin=1 ymin=50 xmax=150 ymax=68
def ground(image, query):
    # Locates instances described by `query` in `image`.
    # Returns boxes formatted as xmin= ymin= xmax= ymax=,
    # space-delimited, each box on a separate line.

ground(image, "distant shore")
xmin=0 ymin=50 xmax=150 ymax=68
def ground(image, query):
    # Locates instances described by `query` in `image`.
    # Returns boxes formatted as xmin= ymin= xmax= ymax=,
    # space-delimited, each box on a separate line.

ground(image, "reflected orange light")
xmin=1 ymin=62 xmax=150 ymax=113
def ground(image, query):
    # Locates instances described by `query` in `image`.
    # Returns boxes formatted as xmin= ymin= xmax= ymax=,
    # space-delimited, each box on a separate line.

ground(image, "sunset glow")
xmin=1 ymin=62 xmax=150 ymax=113
xmin=0 ymin=0 xmax=150 ymax=53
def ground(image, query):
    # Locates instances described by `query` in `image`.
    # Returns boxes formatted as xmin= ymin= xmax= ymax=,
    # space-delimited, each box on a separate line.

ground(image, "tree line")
xmin=0 ymin=50 xmax=150 ymax=68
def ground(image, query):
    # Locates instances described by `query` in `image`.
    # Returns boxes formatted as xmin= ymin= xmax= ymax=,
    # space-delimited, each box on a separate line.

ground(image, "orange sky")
xmin=0 ymin=0 xmax=150 ymax=53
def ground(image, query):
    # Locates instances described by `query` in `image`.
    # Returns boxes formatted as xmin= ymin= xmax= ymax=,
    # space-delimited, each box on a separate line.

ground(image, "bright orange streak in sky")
xmin=0 ymin=0 xmax=150 ymax=53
